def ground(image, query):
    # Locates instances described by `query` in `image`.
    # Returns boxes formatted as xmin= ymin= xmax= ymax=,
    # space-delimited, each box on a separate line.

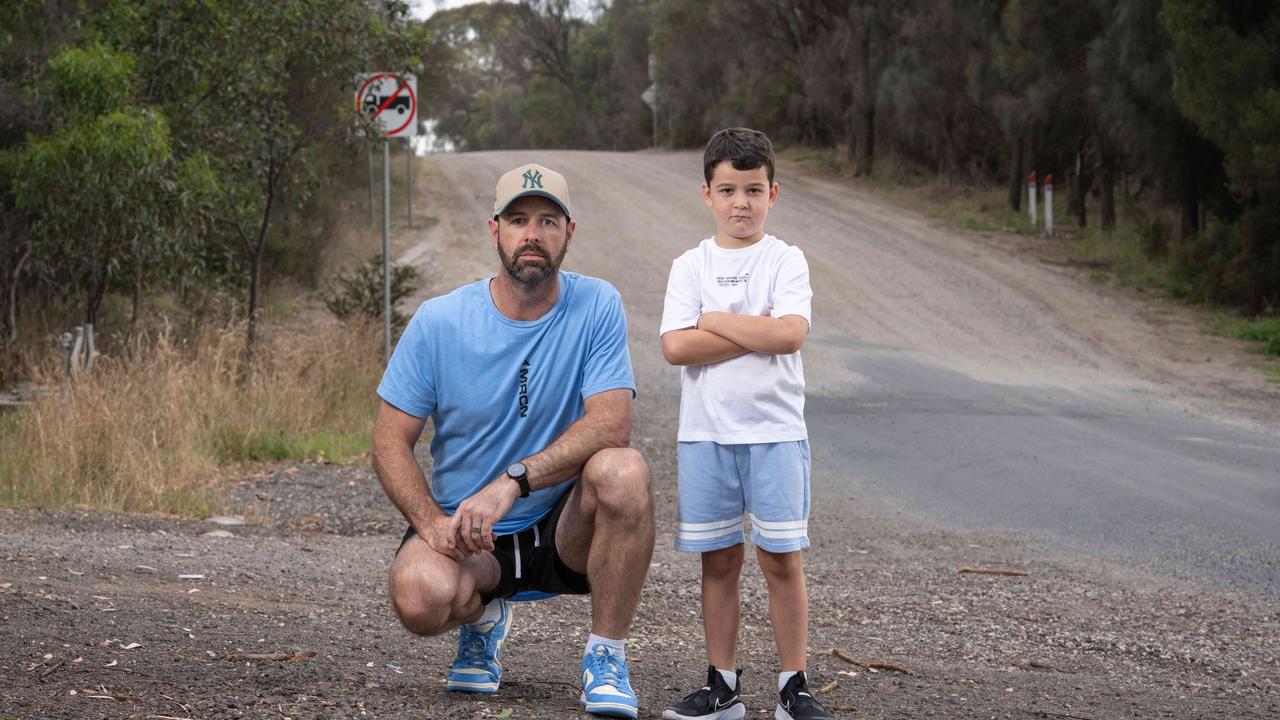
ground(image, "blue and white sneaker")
xmin=579 ymin=643 xmax=639 ymax=718
xmin=445 ymin=599 xmax=512 ymax=692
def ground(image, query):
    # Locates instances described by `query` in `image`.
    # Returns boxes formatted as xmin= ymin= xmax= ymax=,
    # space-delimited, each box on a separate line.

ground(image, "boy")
xmin=658 ymin=128 xmax=829 ymax=720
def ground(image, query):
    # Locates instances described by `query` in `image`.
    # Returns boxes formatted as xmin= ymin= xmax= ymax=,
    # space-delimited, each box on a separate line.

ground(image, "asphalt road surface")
xmin=409 ymin=150 xmax=1280 ymax=598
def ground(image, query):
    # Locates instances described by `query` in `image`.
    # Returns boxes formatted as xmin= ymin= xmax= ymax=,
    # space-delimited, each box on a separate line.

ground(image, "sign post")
xmin=355 ymin=72 xmax=417 ymax=360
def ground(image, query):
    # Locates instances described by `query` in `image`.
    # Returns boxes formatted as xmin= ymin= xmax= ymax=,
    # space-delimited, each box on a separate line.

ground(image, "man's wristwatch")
xmin=506 ymin=462 xmax=530 ymax=498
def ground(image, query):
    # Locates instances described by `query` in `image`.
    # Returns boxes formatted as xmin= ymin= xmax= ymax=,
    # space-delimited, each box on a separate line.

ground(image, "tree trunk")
xmin=1069 ymin=142 xmax=1089 ymax=228
xmin=1007 ymin=136 xmax=1023 ymax=212
xmin=6 ymin=242 xmax=30 ymax=345
xmin=857 ymin=101 xmax=875 ymax=177
xmin=246 ymin=247 xmax=261 ymax=367
xmin=128 ymin=264 xmax=142 ymax=362
xmin=853 ymin=22 xmax=875 ymax=177
xmin=845 ymin=95 xmax=859 ymax=168
xmin=1179 ymin=151 xmax=1199 ymax=243
xmin=244 ymin=167 xmax=278 ymax=367
xmin=1098 ymin=137 xmax=1116 ymax=232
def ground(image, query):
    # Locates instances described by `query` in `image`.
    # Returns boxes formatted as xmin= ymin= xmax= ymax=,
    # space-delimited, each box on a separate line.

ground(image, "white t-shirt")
xmin=659 ymin=234 xmax=812 ymax=444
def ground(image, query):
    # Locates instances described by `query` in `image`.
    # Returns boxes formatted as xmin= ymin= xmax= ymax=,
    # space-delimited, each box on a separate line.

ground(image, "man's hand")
xmin=417 ymin=513 xmax=467 ymax=562
xmin=450 ymin=475 xmax=521 ymax=555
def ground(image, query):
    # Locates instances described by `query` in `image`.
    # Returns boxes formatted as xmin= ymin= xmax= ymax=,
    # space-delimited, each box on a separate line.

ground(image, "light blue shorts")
xmin=675 ymin=440 xmax=811 ymax=554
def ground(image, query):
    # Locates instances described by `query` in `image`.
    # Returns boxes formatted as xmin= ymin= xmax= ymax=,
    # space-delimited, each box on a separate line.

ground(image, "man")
xmin=372 ymin=162 xmax=654 ymax=719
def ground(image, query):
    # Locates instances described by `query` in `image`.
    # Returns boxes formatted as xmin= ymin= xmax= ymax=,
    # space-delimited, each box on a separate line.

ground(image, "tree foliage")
xmin=1161 ymin=0 xmax=1280 ymax=310
xmin=0 ymin=1 xmax=430 ymax=375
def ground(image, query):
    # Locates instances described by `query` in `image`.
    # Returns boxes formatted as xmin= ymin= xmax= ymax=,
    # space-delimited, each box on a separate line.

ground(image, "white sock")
xmin=715 ymin=667 xmax=738 ymax=690
xmin=584 ymin=633 xmax=626 ymax=661
xmin=778 ymin=670 xmax=800 ymax=692
xmin=471 ymin=599 xmax=502 ymax=629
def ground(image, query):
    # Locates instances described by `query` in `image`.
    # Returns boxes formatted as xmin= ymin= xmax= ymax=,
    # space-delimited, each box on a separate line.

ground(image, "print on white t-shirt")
xmin=659 ymin=234 xmax=812 ymax=444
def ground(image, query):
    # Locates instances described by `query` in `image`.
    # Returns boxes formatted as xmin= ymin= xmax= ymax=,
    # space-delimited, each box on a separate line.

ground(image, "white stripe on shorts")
xmin=749 ymin=514 xmax=808 ymax=539
xmin=680 ymin=518 xmax=745 ymax=531
xmin=677 ymin=518 xmax=743 ymax=542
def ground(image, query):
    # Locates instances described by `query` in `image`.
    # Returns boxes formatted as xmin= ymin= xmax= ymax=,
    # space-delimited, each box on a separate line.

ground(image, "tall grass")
xmin=0 ymin=319 xmax=383 ymax=514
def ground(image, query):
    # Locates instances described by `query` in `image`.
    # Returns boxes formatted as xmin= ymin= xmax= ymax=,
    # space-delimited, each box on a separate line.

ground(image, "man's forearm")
xmin=698 ymin=312 xmax=807 ymax=355
xmin=372 ymin=440 xmax=444 ymax=533
xmin=661 ymin=327 xmax=750 ymax=366
xmin=522 ymin=390 xmax=632 ymax=490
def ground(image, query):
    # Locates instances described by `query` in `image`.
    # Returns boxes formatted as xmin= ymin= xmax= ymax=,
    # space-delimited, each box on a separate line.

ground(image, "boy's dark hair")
xmin=702 ymin=127 xmax=775 ymax=184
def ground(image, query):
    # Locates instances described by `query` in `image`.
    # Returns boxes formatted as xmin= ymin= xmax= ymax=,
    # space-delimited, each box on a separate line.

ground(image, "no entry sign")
xmin=356 ymin=72 xmax=417 ymax=138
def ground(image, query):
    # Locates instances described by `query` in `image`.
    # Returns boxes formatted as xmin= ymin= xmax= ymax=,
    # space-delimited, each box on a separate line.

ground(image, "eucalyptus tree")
xmin=11 ymin=44 xmax=175 ymax=343
xmin=1162 ymin=0 xmax=1280 ymax=310
xmin=96 ymin=0 xmax=424 ymax=358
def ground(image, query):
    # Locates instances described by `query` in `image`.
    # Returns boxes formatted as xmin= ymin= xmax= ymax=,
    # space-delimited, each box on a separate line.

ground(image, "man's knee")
xmin=389 ymin=562 xmax=463 ymax=637
xmin=584 ymin=447 xmax=651 ymax=512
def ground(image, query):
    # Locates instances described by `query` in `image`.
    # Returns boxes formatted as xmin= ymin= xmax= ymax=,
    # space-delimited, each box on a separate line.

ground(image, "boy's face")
xmin=702 ymin=162 xmax=779 ymax=246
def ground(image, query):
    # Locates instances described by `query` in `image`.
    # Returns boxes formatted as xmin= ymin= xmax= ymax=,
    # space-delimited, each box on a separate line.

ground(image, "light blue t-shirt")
xmin=377 ymin=271 xmax=636 ymax=535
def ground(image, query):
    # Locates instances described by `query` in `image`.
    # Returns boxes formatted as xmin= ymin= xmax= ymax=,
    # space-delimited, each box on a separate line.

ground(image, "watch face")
xmin=507 ymin=462 xmax=527 ymax=479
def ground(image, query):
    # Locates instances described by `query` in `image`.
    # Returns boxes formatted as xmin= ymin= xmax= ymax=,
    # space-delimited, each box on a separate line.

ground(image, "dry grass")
xmin=0 ymin=318 xmax=383 ymax=515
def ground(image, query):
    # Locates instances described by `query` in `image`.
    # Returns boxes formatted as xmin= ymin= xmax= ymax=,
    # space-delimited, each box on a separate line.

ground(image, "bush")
xmin=323 ymin=256 xmax=420 ymax=334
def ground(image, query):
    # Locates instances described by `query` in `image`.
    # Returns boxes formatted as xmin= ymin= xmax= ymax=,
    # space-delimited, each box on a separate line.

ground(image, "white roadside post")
xmin=1044 ymin=174 xmax=1054 ymax=238
xmin=1028 ymin=171 xmax=1038 ymax=230
xmin=355 ymin=72 xmax=418 ymax=361
xmin=643 ymin=53 xmax=658 ymax=149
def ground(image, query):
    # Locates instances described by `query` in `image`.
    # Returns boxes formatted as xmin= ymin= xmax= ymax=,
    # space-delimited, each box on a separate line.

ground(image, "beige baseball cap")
xmin=492 ymin=163 xmax=572 ymax=219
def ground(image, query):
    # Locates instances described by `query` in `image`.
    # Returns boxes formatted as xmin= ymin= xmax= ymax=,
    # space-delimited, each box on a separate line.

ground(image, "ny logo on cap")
xmin=522 ymin=169 xmax=543 ymax=189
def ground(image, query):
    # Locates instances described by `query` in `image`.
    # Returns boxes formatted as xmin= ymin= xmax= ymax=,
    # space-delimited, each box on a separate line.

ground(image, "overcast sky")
xmin=407 ymin=0 xmax=487 ymax=19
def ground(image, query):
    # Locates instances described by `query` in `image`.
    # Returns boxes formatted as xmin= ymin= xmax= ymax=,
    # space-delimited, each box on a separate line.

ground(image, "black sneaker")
xmin=663 ymin=665 xmax=745 ymax=720
xmin=776 ymin=671 xmax=832 ymax=720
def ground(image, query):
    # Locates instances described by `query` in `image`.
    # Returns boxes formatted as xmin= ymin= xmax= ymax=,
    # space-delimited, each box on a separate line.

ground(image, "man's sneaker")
xmin=663 ymin=665 xmax=745 ymax=720
xmin=445 ymin=599 xmax=512 ymax=692
xmin=776 ymin=671 xmax=832 ymax=720
xmin=579 ymin=643 xmax=639 ymax=718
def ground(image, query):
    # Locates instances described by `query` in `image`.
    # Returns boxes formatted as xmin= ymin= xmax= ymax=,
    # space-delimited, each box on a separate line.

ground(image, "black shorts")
xmin=398 ymin=488 xmax=591 ymax=603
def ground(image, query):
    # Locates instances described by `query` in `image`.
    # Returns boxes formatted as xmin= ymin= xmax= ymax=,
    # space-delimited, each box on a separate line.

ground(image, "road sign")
xmin=356 ymin=72 xmax=417 ymax=138
xmin=641 ymin=83 xmax=658 ymax=111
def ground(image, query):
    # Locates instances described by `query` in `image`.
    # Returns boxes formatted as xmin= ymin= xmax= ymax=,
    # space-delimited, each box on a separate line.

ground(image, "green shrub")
xmin=323 ymin=256 xmax=420 ymax=333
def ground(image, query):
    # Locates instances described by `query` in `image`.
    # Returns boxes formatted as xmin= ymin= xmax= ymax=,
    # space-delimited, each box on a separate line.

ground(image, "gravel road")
xmin=2 ymin=150 xmax=1277 ymax=719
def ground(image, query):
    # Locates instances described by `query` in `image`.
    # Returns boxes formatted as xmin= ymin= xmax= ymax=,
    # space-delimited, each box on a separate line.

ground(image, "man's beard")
xmin=498 ymin=242 xmax=566 ymax=289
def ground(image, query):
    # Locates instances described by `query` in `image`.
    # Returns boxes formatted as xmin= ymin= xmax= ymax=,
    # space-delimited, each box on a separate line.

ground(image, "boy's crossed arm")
xmin=661 ymin=312 xmax=808 ymax=366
